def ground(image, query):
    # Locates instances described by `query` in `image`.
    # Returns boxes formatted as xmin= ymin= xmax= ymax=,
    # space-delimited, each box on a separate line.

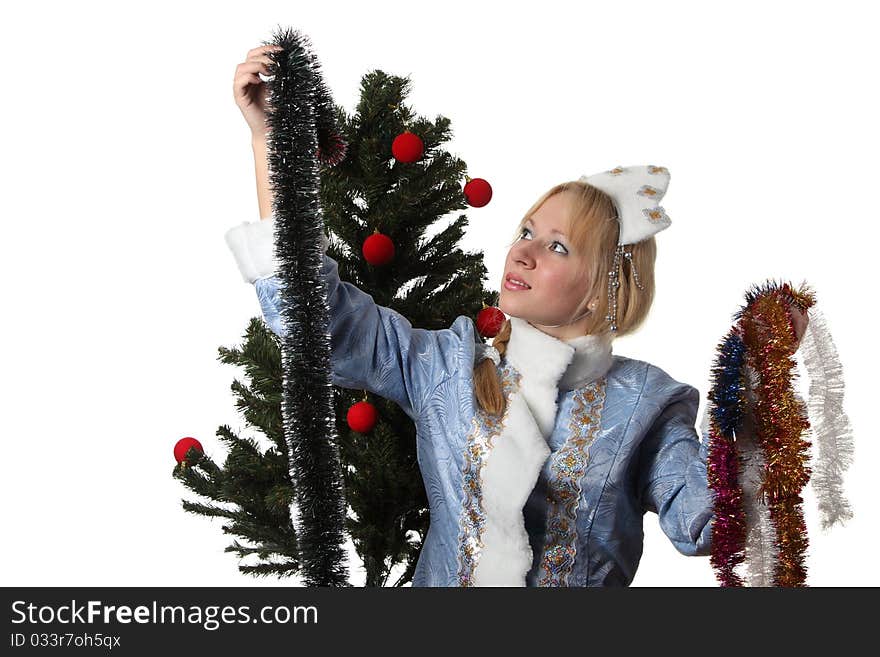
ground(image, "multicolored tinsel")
xmin=706 ymin=330 xmax=748 ymax=587
xmin=264 ymin=28 xmax=350 ymax=586
xmin=707 ymin=280 xmax=852 ymax=586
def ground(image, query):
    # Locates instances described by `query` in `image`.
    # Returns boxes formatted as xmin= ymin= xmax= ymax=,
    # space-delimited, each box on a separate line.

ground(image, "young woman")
xmin=225 ymin=45 xmax=806 ymax=587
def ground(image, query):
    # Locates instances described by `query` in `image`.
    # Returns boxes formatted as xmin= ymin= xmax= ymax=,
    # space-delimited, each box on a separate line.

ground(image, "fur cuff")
xmin=224 ymin=214 xmax=330 ymax=284
xmin=224 ymin=216 xmax=279 ymax=284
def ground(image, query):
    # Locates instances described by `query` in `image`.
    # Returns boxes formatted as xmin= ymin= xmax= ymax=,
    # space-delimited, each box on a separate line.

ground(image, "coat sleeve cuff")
xmin=224 ymin=214 xmax=330 ymax=284
xmin=224 ymin=215 xmax=279 ymax=284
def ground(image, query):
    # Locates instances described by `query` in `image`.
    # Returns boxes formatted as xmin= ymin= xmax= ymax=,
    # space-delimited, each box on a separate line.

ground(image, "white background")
xmin=1 ymin=0 xmax=875 ymax=587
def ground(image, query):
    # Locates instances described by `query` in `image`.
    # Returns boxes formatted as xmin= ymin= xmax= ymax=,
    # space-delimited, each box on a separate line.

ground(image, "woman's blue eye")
xmin=519 ymin=228 xmax=567 ymax=254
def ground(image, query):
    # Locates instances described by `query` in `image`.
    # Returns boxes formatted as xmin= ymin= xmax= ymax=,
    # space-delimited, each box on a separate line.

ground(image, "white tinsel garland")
xmin=799 ymin=308 xmax=855 ymax=530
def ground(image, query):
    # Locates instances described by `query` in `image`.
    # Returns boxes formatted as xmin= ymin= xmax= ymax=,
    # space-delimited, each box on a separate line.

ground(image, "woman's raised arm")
xmin=232 ymin=43 xmax=283 ymax=219
xmin=225 ymin=216 xmax=473 ymax=421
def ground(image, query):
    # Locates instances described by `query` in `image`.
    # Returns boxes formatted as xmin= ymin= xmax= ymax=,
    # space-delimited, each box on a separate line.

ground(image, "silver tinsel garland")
xmin=799 ymin=308 xmax=855 ymax=530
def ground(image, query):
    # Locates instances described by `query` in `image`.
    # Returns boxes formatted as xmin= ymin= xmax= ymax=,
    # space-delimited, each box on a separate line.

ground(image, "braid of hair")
xmin=473 ymin=318 xmax=512 ymax=416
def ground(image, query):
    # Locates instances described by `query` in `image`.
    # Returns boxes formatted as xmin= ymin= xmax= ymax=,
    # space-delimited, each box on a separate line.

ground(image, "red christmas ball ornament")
xmin=347 ymin=400 xmax=378 ymax=433
xmin=463 ymin=177 xmax=493 ymax=207
xmin=362 ymin=229 xmax=395 ymax=266
xmin=476 ymin=305 xmax=506 ymax=338
xmin=174 ymin=436 xmax=203 ymax=465
xmin=391 ymin=130 xmax=424 ymax=163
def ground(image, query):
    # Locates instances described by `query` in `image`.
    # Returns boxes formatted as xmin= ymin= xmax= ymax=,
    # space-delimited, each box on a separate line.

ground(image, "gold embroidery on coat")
xmin=456 ymin=362 xmax=520 ymax=586
xmin=538 ymin=378 xmax=607 ymax=586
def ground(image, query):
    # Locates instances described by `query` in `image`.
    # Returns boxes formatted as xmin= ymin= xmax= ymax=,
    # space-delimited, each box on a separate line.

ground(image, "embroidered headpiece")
xmin=578 ymin=164 xmax=671 ymax=246
xmin=579 ymin=164 xmax=672 ymax=331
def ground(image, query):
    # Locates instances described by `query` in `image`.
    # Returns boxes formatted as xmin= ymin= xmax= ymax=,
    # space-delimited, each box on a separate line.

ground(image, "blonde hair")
xmin=474 ymin=180 xmax=657 ymax=416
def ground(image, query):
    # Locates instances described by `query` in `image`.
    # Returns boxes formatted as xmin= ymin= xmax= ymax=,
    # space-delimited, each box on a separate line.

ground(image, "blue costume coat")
xmin=225 ymin=217 xmax=714 ymax=586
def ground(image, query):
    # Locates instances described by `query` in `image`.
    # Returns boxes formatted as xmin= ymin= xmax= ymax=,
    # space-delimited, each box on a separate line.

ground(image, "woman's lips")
xmin=504 ymin=278 xmax=531 ymax=291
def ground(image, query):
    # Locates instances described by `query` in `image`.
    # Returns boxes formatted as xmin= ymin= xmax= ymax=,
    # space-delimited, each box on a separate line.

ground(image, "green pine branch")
xmin=173 ymin=317 xmax=300 ymax=579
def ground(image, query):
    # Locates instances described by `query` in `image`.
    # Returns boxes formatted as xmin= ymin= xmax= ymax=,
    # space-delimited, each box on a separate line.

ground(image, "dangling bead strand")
xmin=606 ymin=245 xmax=623 ymax=332
xmin=623 ymin=249 xmax=645 ymax=291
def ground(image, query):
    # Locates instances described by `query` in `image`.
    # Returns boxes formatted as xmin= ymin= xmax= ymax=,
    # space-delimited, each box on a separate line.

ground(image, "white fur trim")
xmin=505 ymin=316 xmax=576 ymax=438
xmin=224 ymin=214 xmax=331 ymax=284
xmin=224 ymin=217 xmax=279 ymax=284
xmin=560 ymin=332 xmax=615 ymax=392
xmin=472 ymin=383 xmax=551 ymax=586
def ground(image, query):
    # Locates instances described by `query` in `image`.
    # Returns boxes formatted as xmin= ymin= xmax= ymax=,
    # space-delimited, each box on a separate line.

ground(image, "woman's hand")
xmin=743 ymin=298 xmax=810 ymax=356
xmin=789 ymin=303 xmax=809 ymax=351
xmin=233 ymin=44 xmax=283 ymax=139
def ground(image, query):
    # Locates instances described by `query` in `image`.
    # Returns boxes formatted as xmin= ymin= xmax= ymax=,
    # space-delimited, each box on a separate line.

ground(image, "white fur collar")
xmin=498 ymin=316 xmax=614 ymax=438
xmin=559 ymin=330 xmax=615 ymax=392
xmin=506 ymin=316 xmax=614 ymax=392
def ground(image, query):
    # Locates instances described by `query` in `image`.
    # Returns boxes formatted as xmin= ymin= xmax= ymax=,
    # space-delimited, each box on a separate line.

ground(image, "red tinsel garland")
xmin=707 ymin=419 xmax=747 ymax=586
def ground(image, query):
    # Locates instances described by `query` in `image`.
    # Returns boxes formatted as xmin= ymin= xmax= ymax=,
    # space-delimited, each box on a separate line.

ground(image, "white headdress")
xmin=578 ymin=164 xmax=672 ymax=332
xmin=579 ymin=164 xmax=671 ymax=246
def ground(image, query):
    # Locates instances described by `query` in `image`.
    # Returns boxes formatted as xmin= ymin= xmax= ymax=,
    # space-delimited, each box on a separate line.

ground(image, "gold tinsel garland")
xmin=738 ymin=282 xmax=815 ymax=586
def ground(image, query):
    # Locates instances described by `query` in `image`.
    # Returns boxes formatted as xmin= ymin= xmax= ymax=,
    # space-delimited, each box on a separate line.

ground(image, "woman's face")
xmin=499 ymin=191 xmax=598 ymax=340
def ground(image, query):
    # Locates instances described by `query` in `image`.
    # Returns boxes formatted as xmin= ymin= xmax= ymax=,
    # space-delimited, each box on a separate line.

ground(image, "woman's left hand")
xmin=789 ymin=303 xmax=809 ymax=350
